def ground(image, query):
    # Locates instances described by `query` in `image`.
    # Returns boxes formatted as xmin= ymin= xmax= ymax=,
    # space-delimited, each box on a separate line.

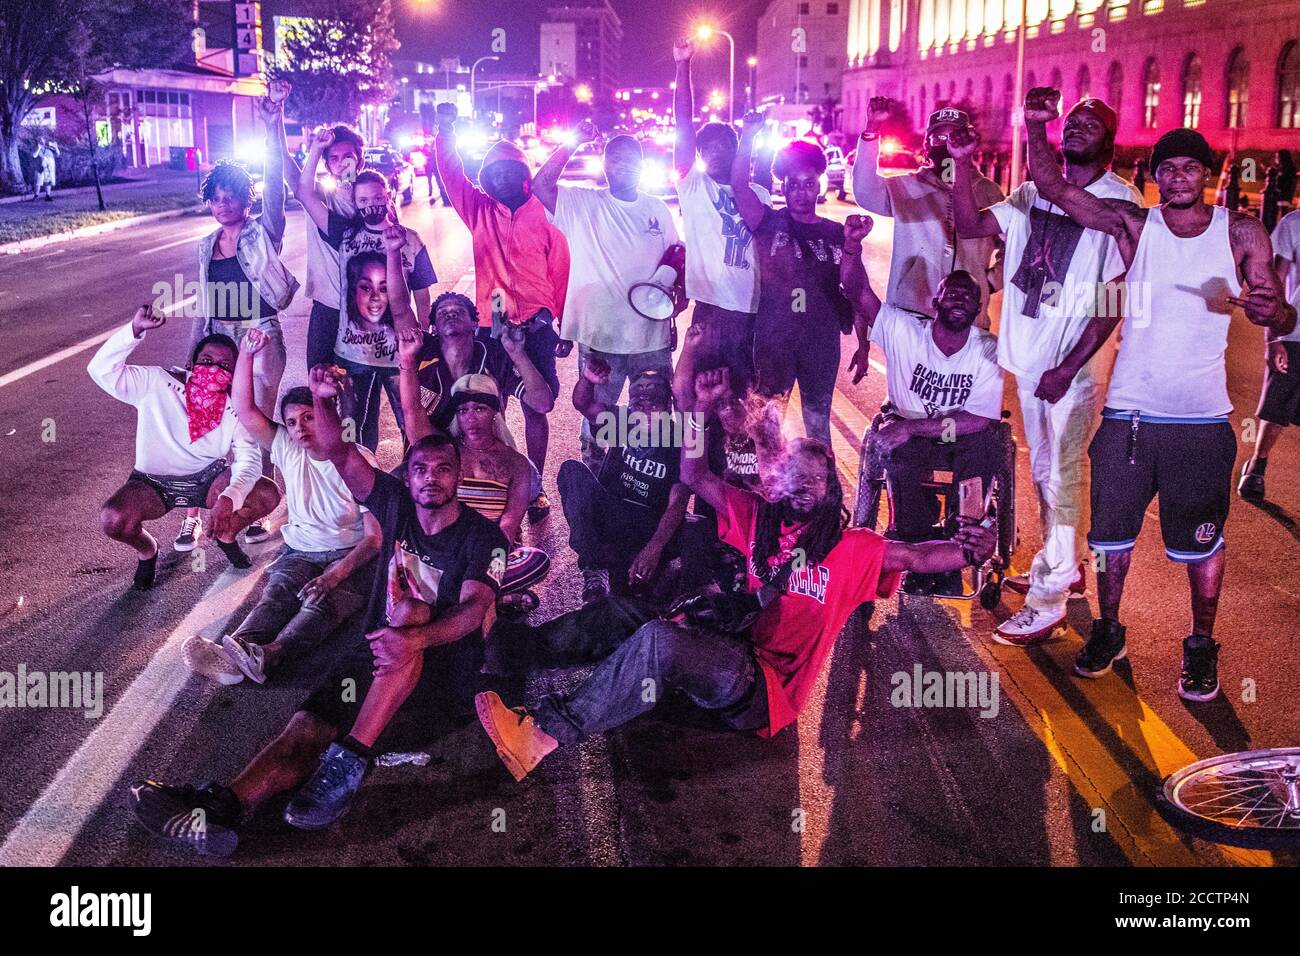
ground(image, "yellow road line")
xmin=826 ymin=385 xmax=1274 ymax=867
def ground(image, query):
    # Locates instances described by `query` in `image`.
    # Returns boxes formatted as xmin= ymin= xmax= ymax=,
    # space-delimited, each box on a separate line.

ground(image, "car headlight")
xmin=640 ymin=162 xmax=667 ymax=190
xmin=583 ymin=155 xmax=604 ymax=174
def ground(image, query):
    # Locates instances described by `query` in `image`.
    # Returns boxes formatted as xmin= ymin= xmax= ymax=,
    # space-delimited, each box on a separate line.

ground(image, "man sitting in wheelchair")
xmin=842 ymin=228 xmax=1005 ymax=595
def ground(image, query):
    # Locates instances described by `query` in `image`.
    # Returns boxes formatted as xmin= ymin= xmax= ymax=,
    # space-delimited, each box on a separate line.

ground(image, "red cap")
xmin=1067 ymin=98 xmax=1118 ymax=137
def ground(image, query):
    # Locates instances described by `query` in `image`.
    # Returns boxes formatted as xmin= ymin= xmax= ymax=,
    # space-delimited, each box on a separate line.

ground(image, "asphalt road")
xmin=0 ymin=180 xmax=1296 ymax=867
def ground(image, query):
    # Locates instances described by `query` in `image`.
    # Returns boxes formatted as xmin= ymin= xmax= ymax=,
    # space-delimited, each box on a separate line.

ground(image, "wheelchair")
xmin=852 ymin=405 xmax=1018 ymax=618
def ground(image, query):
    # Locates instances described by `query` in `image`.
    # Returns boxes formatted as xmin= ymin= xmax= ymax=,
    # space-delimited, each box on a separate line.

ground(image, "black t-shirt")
xmin=360 ymin=470 xmax=507 ymax=634
xmin=207 ymin=253 xmax=278 ymax=322
xmin=753 ymin=206 xmax=852 ymax=336
xmin=706 ymin=422 xmax=761 ymax=491
xmin=415 ymin=331 xmax=524 ymax=433
xmin=593 ymin=414 xmax=681 ymax=512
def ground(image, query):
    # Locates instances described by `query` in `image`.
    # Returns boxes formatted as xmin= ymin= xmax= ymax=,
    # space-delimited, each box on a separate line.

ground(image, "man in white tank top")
xmin=1025 ymin=89 xmax=1296 ymax=703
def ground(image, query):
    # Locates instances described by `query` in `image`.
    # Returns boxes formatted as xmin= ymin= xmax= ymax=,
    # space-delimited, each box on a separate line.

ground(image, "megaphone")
xmin=629 ymin=243 xmax=688 ymax=321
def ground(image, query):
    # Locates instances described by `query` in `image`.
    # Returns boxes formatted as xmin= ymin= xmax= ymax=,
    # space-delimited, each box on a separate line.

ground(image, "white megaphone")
xmin=628 ymin=243 xmax=688 ymax=321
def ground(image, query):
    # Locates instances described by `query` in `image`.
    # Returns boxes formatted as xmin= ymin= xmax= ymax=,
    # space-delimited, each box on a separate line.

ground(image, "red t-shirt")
xmin=717 ymin=485 xmax=902 ymax=738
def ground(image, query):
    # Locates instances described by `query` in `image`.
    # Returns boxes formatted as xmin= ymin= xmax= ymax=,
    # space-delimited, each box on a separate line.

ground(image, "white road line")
xmin=0 ymin=295 xmax=195 ymax=391
xmin=139 ymin=232 xmax=210 ymax=256
xmin=0 ymin=566 xmax=264 ymax=867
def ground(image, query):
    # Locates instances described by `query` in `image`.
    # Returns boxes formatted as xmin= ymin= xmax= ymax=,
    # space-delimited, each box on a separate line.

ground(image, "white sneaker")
xmin=174 ymin=516 xmax=202 ymax=553
xmin=222 ymin=634 xmax=268 ymax=685
xmin=992 ymin=605 xmax=1067 ymax=647
xmin=183 ymin=634 xmax=244 ymax=684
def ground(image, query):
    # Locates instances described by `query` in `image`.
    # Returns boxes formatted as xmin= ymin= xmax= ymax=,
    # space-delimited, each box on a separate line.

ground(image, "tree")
xmin=0 ymin=0 xmax=192 ymax=192
xmin=267 ymin=0 xmax=398 ymax=129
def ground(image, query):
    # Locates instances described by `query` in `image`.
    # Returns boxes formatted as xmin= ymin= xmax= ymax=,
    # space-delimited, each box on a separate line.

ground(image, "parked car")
xmin=363 ymin=147 xmax=415 ymax=205
xmin=825 ymin=145 xmax=848 ymax=201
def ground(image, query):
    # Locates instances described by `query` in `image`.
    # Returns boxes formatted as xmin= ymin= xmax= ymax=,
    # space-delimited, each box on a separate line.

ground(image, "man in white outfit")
xmin=950 ymin=97 xmax=1142 ymax=643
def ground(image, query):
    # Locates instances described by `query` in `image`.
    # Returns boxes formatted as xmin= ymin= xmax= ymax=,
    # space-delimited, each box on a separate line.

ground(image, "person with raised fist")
xmin=433 ymin=99 xmax=569 ymax=524
xmin=950 ymin=95 xmax=1142 ymax=645
xmin=853 ymin=95 xmax=1003 ymax=328
xmin=1022 ymin=86 xmax=1296 ymax=700
xmin=89 ymin=306 xmax=279 ymax=591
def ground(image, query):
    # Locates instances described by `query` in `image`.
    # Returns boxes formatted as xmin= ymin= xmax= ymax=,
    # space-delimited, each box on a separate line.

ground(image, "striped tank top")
xmin=458 ymin=476 xmax=509 ymax=522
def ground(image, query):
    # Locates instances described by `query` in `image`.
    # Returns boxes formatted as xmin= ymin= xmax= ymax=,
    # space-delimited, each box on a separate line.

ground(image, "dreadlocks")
xmin=751 ymin=439 xmax=848 ymax=573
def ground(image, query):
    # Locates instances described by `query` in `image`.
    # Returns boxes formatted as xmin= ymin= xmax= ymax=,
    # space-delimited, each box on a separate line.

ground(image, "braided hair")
xmin=751 ymin=438 xmax=847 ymax=573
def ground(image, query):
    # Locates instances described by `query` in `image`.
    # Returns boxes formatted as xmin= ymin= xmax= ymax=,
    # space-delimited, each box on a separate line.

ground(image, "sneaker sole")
xmin=1178 ymin=682 xmax=1220 ymax=702
xmin=1074 ymin=644 xmax=1128 ymax=678
xmin=991 ymin=621 xmax=1066 ymax=647
xmin=474 ymin=692 xmax=529 ymax=782
xmin=183 ymin=638 xmax=244 ymax=685
xmin=173 ymin=538 xmax=199 ymax=553
xmin=222 ymin=638 xmax=267 ymax=685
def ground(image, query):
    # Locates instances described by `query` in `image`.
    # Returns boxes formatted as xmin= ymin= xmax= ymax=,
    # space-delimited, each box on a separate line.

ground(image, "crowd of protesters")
xmin=98 ymin=51 xmax=1296 ymax=856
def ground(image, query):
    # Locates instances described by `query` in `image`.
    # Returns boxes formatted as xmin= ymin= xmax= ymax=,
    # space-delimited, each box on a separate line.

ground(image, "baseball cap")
xmin=927 ymin=107 xmax=970 ymax=132
xmin=1066 ymin=97 xmax=1118 ymax=137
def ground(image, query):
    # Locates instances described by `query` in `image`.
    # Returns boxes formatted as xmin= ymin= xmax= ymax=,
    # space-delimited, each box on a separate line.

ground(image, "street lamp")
xmin=747 ymin=56 xmax=757 ymax=112
xmin=694 ymin=24 xmax=735 ymax=124
xmin=470 ymin=55 xmax=500 ymax=120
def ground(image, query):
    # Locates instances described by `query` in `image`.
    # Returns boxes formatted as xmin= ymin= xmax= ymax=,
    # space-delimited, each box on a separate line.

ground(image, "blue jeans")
xmin=336 ymin=357 xmax=404 ymax=452
xmin=229 ymin=545 xmax=372 ymax=658
xmin=531 ymin=618 xmax=769 ymax=744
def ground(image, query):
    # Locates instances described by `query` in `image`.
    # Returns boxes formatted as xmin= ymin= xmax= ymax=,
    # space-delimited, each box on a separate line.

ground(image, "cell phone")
xmin=959 ymin=476 xmax=985 ymax=521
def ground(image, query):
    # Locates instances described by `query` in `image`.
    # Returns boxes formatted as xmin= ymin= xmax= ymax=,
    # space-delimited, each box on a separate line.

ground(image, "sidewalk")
xmin=0 ymin=168 xmax=206 ymax=245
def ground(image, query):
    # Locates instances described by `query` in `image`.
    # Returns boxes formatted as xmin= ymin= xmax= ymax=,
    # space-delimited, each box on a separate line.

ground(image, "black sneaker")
xmin=527 ymin=492 xmax=552 ymax=524
xmin=283 ymin=742 xmax=369 ymax=830
xmin=1179 ymin=634 xmax=1221 ymax=702
xmin=1237 ymin=471 xmax=1265 ymax=502
xmin=581 ymin=569 xmax=610 ymax=606
xmin=129 ymin=780 xmax=242 ymax=857
xmin=1074 ymin=619 xmax=1127 ymax=678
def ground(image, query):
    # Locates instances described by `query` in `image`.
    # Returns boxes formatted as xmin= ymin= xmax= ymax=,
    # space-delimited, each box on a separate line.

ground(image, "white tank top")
xmin=1106 ymin=204 xmax=1241 ymax=419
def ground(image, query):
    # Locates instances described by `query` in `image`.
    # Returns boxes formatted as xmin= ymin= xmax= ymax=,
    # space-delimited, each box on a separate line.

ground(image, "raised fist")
xmin=242 ymin=328 xmax=269 ymax=354
xmin=312 ymin=126 xmax=336 ymax=150
xmin=843 ymin=214 xmax=873 ymax=247
xmin=435 ymin=102 xmax=457 ymax=127
xmin=673 ymin=38 xmax=694 ymax=63
xmin=946 ymin=124 xmax=979 ymax=162
xmin=867 ymin=96 xmax=892 ymax=129
xmin=574 ymin=119 xmax=599 ymax=145
xmin=131 ymin=305 xmax=166 ymax=337
xmin=1024 ymin=87 xmax=1061 ymax=125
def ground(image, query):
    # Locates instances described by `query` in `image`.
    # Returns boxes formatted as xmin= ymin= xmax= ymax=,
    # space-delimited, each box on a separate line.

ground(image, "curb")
xmin=0 ymin=204 xmax=205 ymax=255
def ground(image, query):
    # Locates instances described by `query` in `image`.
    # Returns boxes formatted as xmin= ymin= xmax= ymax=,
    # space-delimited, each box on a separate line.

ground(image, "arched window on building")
xmin=1003 ymin=73 xmax=1013 ymax=130
xmin=1077 ymin=64 xmax=1091 ymax=101
xmin=1026 ymin=69 xmax=1037 ymax=93
xmin=1142 ymin=57 xmax=1160 ymax=128
xmin=1181 ymin=53 xmax=1202 ymax=127
xmin=983 ymin=75 xmax=994 ymax=130
xmin=964 ymin=77 xmax=974 ymax=102
xmin=948 ymin=79 xmax=957 ymax=102
xmin=1107 ymin=61 xmax=1123 ymax=123
xmin=934 ymin=81 xmax=941 ymax=105
xmin=1049 ymin=67 xmax=1062 ymax=92
xmin=920 ymin=84 xmax=928 ymax=122
xmin=1279 ymin=41 xmax=1300 ymax=128
xmin=1225 ymin=47 xmax=1248 ymax=129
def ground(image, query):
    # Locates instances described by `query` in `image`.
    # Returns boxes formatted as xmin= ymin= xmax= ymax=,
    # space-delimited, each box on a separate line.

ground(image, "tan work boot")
xmin=475 ymin=691 xmax=559 ymax=782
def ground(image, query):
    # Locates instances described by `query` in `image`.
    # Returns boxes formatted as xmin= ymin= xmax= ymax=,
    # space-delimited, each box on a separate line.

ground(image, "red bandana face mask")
xmin=185 ymin=363 xmax=232 ymax=442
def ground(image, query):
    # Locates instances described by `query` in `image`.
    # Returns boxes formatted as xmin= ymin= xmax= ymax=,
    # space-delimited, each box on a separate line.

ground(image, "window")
xmin=933 ymin=82 xmax=941 ymax=104
xmin=798 ymin=1 xmax=810 ymax=12
xmin=826 ymin=55 xmax=839 ymax=67
xmin=920 ymin=85 xmax=927 ymax=119
xmin=1181 ymin=53 xmax=1202 ymax=127
xmin=983 ymin=75 xmax=993 ymax=125
xmin=1142 ymin=57 xmax=1160 ymax=128
xmin=1279 ymin=41 xmax=1300 ymax=128
xmin=1077 ymin=64 xmax=1091 ymax=100
xmin=1003 ymin=74 xmax=1013 ymax=130
xmin=827 ymin=1 xmax=840 ymax=11
xmin=1226 ymin=47 xmax=1248 ymax=129
xmin=1107 ymin=61 xmax=1123 ymax=123
xmin=798 ymin=54 xmax=809 ymax=68
xmin=1049 ymin=67 xmax=1062 ymax=92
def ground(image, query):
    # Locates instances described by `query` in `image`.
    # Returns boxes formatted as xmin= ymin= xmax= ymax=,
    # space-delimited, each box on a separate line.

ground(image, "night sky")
xmin=265 ymin=0 xmax=772 ymax=93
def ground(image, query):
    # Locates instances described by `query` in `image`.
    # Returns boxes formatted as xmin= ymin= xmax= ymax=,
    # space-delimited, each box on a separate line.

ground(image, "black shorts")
xmin=127 ymin=459 xmax=226 ymax=513
xmin=1087 ymin=415 xmax=1235 ymax=563
xmin=1256 ymin=342 xmax=1300 ymax=427
xmin=297 ymin=633 xmax=486 ymax=749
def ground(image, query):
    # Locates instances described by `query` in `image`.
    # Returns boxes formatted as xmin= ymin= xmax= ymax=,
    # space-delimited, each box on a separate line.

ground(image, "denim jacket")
xmin=195 ymin=216 xmax=300 ymax=338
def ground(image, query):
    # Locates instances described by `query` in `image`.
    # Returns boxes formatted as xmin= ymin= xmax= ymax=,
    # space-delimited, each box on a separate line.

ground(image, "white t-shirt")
xmin=678 ymin=167 xmax=770 ymax=314
xmin=989 ymin=172 xmax=1142 ymax=383
xmin=870 ymin=303 xmax=1003 ymax=421
xmin=552 ymin=184 xmax=680 ymax=354
xmin=1271 ymin=209 xmax=1300 ymax=344
xmin=271 ymin=427 xmax=374 ymax=553
xmin=304 ymin=187 xmax=354 ymax=307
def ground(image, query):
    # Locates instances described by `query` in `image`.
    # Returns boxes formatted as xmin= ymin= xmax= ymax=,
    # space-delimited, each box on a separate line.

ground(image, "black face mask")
xmin=360 ymin=204 xmax=387 ymax=226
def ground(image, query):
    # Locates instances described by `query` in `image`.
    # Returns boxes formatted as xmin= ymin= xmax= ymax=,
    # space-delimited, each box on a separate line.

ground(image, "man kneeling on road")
xmin=89 ymin=306 xmax=280 ymax=591
xmin=475 ymin=367 xmax=996 ymax=782
xmin=130 ymin=365 xmax=506 ymax=856
xmin=183 ymin=329 xmax=383 ymax=686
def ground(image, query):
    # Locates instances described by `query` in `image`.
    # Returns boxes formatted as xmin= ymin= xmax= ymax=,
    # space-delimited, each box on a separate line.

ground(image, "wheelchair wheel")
xmin=1156 ymin=747 xmax=1300 ymax=849
xmin=978 ymin=578 xmax=1001 ymax=610
xmin=854 ymin=418 xmax=888 ymax=530
xmin=995 ymin=425 xmax=1018 ymax=564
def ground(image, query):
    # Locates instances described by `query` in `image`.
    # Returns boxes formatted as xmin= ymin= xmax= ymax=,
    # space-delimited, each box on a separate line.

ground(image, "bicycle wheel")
xmin=1157 ymin=747 xmax=1300 ymax=849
